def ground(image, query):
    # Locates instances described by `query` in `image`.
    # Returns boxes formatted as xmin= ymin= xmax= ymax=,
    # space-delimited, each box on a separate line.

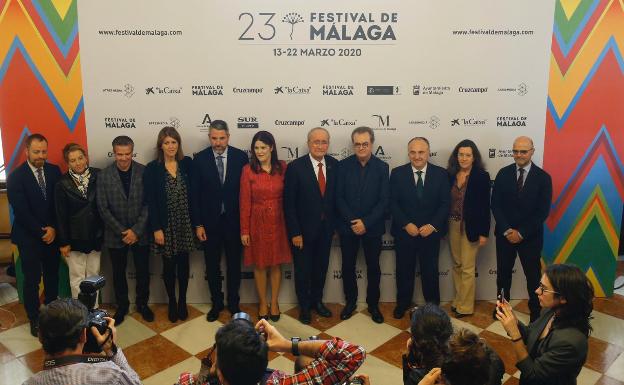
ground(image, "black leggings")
xmin=162 ymin=253 xmax=190 ymax=302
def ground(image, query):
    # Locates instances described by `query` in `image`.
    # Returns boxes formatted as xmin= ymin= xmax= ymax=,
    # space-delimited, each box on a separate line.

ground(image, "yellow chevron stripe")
xmin=51 ymin=0 xmax=73 ymax=20
xmin=561 ymin=0 xmax=584 ymax=20
xmin=586 ymin=267 xmax=606 ymax=297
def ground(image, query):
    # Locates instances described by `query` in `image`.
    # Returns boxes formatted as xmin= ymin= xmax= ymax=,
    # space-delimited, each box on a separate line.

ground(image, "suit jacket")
xmin=7 ymin=161 xmax=62 ymax=245
xmin=190 ymin=145 xmax=248 ymax=237
xmin=96 ymin=161 xmax=149 ymax=248
xmin=491 ymin=163 xmax=552 ymax=240
xmin=54 ymin=167 xmax=103 ymax=252
xmin=516 ymin=309 xmax=588 ymax=385
xmin=390 ymin=162 xmax=450 ymax=238
xmin=449 ymin=167 xmax=491 ymax=242
xmin=335 ymin=155 xmax=389 ymax=237
xmin=143 ymin=156 xmax=193 ymax=233
xmin=283 ymin=154 xmax=338 ymax=240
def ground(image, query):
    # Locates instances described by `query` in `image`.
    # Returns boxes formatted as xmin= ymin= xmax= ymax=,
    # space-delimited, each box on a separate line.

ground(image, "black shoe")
xmin=206 ymin=303 xmax=224 ymax=322
xmin=138 ymin=305 xmax=154 ymax=322
xmin=455 ymin=312 xmax=472 ymax=318
xmin=114 ymin=307 xmax=128 ymax=325
xmin=270 ymin=312 xmax=281 ymax=322
xmin=340 ymin=302 xmax=357 ymax=320
xmin=168 ymin=301 xmax=178 ymax=323
xmin=451 ymin=306 xmax=457 ymax=313
xmin=228 ymin=305 xmax=241 ymax=315
xmin=369 ymin=306 xmax=384 ymax=324
xmin=178 ymin=301 xmax=188 ymax=321
xmin=29 ymin=320 xmax=39 ymax=337
xmin=393 ymin=306 xmax=406 ymax=319
xmin=492 ymin=308 xmax=498 ymax=320
xmin=314 ymin=303 xmax=332 ymax=318
xmin=299 ymin=308 xmax=311 ymax=324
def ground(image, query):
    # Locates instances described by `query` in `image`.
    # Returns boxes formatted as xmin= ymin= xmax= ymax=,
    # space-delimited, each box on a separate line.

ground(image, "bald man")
xmin=491 ymin=136 xmax=552 ymax=322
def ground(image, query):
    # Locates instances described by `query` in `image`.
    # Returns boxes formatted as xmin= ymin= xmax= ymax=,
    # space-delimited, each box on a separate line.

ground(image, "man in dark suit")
xmin=491 ymin=136 xmax=552 ymax=322
xmin=390 ymin=137 xmax=450 ymax=318
xmin=336 ymin=126 xmax=389 ymax=323
xmin=7 ymin=134 xmax=62 ymax=336
xmin=97 ymin=136 xmax=153 ymax=325
xmin=191 ymin=120 xmax=248 ymax=321
xmin=284 ymin=127 xmax=338 ymax=324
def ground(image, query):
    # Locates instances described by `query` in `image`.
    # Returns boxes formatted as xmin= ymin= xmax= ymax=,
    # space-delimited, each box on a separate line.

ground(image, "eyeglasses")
xmin=311 ymin=140 xmax=329 ymax=146
xmin=353 ymin=142 xmax=370 ymax=149
xmin=537 ymin=283 xmax=559 ymax=295
xmin=512 ymin=148 xmax=533 ymax=155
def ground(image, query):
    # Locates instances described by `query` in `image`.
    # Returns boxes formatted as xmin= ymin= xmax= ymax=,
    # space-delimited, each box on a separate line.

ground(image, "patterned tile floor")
xmin=1 ymin=294 xmax=624 ymax=385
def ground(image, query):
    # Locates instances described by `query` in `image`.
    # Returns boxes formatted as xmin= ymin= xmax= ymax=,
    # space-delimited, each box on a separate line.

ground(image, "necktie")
xmin=415 ymin=170 xmax=424 ymax=199
xmin=216 ymin=155 xmax=224 ymax=185
xmin=517 ymin=168 xmax=525 ymax=192
xmin=36 ymin=168 xmax=46 ymax=199
xmin=318 ymin=162 xmax=326 ymax=196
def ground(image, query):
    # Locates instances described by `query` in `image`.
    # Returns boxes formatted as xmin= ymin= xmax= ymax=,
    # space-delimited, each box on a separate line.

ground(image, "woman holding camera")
xmin=240 ymin=131 xmax=292 ymax=321
xmin=144 ymin=127 xmax=195 ymax=322
xmin=55 ymin=143 xmax=103 ymax=302
xmin=446 ymin=139 xmax=491 ymax=317
xmin=496 ymin=263 xmax=594 ymax=385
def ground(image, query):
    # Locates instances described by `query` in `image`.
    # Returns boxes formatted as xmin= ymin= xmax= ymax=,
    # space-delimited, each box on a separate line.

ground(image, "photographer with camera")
xmin=23 ymin=297 xmax=141 ymax=385
xmin=178 ymin=314 xmax=366 ymax=385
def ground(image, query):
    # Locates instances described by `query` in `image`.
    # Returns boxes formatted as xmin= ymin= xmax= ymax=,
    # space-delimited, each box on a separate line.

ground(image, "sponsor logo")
xmin=489 ymin=148 xmax=514 ymax=158
xmin=408 ymin=115 xmax=440 ymax=130
xmin=489 ymin=268 xmax=517 ymax=275
xmin=320 ymin=118 xmax=357 ymax=127
xmin=274 ymin=119 xmax=305 ymax=127
xmin=329 ymin=147 xmax=353 ymax=160
xmin=191 ymin=85 xmax=224 ymax=96
xmin=274 ymin=85 xmax=311 ymax=95
xmin=381 ymin=239 xmax=394 ymax=250
xmin=107 ymin=151 xmax=138 ymax=158
xmin=496 ymin=116 xmax=527 ymax=127
xmin=282 ymin=12 xmax=305 ymax=40
xmin=322 ymin=84 xmax=355 ymax=96
xmin=148 ymin=116 xmax=181 ymax=129
xmin=458 ymin=86 xmax=488 ymax=93
xmin=451 ymin=117 xmax=487 ymax=127
xmin=232 ymin=87 xmax=264 ymax=94
xmin=371 ymin=114 xmax=396 ymax=131
xmin=497 ymin=83 xmax=528 ymax=96
xmin=197 ymin=114 xmax=212 ymax=131
xmin=367 ymin=85 xmax=400 ymax=95
xmin=374 ymin=145 xmax=391 ymax=162
xmin=281 ymin=146 xmax=299 ymax=161
xmin=413 ymin=84 xmax=451 ymax=96
xmin=102 ymin=83 xmax=135 ymax=98
xmin=237 ymin=116 xmax=260 ymax=129
xmin=309 ymin=12 xmax=398 ymax=41
xmin=284 ymin=270 xmax=292 ymax=280
xmin=104 ymin=116 xmax=136 ymax=129
xmin=145 ymin=86 xmax=183 ymax=95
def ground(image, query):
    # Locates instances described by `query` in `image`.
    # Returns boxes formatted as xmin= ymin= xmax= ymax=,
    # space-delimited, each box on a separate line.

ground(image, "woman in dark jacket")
xmin=54 ymin=143 xmax=103 ymax=301
xmin=144 ymin=126 xmax=195 ymax=322
xmin=496 ymin=263 xmax=594 ymax=385
xmin=446 ymin=139 xmax=491 ymax=317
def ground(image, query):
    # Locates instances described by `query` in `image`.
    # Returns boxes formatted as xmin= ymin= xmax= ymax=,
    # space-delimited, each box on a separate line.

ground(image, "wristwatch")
xmin=291 ymin=337 xmax=301 ymax=356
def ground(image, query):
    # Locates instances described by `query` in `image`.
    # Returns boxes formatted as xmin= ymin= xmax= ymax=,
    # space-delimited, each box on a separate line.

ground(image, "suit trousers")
xmin=395 ymin=233 xmax=441 ymax=308
xmin=66 ymin=250 xmax=101 ymax=302
xmin=19 ymin=241 xmax=59 ymax=321
xmin=340 ymin=233 xmax=381 ymax=306
xmin=108 ymin=244 xmax=150 ymax=309
xmin=202 ymin=215 xmax=242 ymax=307
xmin=495 ymin=235 xmax=542 ymax=320
xmin=448 ymin=220 xmax=479 ymax=314
xmin=292 ymin=221 xmax=332 ymax=310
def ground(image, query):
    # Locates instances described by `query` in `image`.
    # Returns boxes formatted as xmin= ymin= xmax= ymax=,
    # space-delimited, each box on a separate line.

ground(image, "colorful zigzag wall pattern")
xmin=0 ymin=1 xmax=622 ymax=297
xmin=542 ymin=0 xmax=624 ymax=296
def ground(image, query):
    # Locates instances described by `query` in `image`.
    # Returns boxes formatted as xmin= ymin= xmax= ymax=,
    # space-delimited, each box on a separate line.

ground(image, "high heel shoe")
xmin=168 ymin=300 xmax=178 ymax=323
xmin=269 ymin=305 xmax=281 ymax=322
xmin=178 ymin=300 xmax=188 ymax=321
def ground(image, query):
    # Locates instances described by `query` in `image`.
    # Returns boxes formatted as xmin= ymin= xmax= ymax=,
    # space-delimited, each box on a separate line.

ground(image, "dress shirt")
xmin=309 ymin=154 xmax=326 ymax=180
xmin=516 ymin=162 xmax=532 ymax=188
xmin=27 ymin=160 xmax=45 ymax=184
xmin=213 ymin=146 xmax=229 ymax=181
xmin=411 ymin=163 xmax=428 ymax=185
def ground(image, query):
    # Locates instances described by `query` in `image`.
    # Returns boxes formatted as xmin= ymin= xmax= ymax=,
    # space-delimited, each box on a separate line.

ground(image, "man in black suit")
xmin=491 ymin=136 xmax=552 ymax=322
xmin=191 ymin=120 xmax=248 ymax=321
xmin=336 ymin=126 xmax=389 ymax=323
xmin=97 ymin=136 xmax=153 ymax=325
xmin=7 ymin=134 xmax=62 ymax=336
xmin=284 ymin=127 xmax=338 ymax=324
xmin=390 ymin=137 xmax=450 ymax=318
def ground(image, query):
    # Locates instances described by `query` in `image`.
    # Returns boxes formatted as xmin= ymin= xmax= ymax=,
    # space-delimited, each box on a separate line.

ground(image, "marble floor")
xmin=1 ymin=293 xmax=624 ymax=385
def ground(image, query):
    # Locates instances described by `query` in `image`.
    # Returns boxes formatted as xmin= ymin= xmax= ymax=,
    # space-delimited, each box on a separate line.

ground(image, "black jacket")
xmin=449 ymin=167 xmax=491 ymax=242
xmin=54 ymin=167 xmax=103 ymax=253
xmin=143 ymin=157 xmax=193 ymax=233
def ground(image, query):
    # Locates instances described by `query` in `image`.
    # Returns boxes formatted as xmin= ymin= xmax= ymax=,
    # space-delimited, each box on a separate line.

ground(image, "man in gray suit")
xmin=97 ymin=136 xmax=153 ymax=324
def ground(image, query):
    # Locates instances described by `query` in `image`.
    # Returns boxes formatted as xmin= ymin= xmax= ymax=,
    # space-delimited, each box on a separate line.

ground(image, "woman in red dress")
xmin=240 ymin=131 xmax=292 ymax=321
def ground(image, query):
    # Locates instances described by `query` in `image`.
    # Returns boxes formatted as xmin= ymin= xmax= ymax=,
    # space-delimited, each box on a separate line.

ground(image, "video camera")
xmin=78 ymin=275 xmax=108 ymax=353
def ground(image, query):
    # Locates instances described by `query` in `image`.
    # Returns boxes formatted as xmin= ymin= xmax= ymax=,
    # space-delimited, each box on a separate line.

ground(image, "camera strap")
xmin=43 ymin=355 xmax=110 ymax=370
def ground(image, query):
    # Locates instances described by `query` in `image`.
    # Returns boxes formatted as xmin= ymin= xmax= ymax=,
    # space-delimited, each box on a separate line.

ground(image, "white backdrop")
xmin=78 ymin=0 xmax=555 ymax=304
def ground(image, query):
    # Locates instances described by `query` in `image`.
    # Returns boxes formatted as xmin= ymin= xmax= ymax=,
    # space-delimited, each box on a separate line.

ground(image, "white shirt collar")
xmin=411 ymin=163 xmax=428 ymax=175
xmin=309 ymin=153 xmax=326 ymax=167
xmin=213 ymin=146 xmax=229 ymax=158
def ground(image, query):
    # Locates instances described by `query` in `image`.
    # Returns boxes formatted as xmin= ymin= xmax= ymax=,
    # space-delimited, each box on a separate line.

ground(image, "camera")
xmin=78 ymin=275 xmax=108 ymax=353
xmin=345 ymin=378 xmax=363 ymax=385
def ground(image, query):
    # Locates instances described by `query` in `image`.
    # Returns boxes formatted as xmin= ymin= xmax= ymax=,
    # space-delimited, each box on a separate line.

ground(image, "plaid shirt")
xmin=178 ymin=338 xmax=366 ymax=385
xmin=22 ymin=348 xmax=141 ymax=385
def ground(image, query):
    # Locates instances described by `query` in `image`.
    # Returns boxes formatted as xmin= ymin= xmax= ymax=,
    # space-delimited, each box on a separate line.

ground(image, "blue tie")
xmin=216 ymin=155 xmax=224 ymax=185
xmin=36 ymin=168 xmax=47 ymax=199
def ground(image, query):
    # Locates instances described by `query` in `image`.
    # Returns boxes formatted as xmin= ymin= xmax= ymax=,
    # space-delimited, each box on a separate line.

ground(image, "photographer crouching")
xmin=23 ymin=277 xmax=141 ymax=385
xmin=178 ymin=313 xmax=366 ymax=385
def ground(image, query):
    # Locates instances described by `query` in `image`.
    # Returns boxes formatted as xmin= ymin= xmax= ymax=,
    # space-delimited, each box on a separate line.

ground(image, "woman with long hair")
xmin=240 ymin=131 xmax=292 ymax=321
xmin=496 ymin=263 xmax=594 ymax=385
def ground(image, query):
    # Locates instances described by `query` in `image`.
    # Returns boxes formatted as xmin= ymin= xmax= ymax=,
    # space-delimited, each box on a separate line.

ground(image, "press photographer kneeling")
xmin=23 ymin=276 xmax=141 ymax=385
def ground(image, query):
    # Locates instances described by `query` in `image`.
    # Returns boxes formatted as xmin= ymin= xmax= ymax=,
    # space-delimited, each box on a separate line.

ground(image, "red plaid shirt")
xmin=177 ymin=338 xmax=365 ymax=385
